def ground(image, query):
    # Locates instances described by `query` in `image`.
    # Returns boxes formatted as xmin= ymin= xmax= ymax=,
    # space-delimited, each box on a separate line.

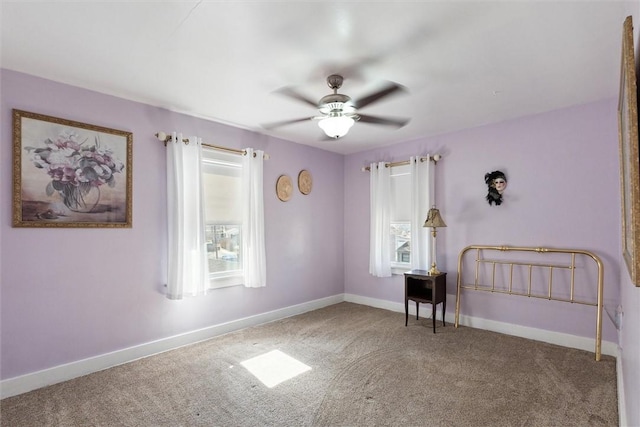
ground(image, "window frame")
xmin=390 ymin=165 xmax=412 ymax=274
xmin=201 ymin=150 xmax=244 ymax=289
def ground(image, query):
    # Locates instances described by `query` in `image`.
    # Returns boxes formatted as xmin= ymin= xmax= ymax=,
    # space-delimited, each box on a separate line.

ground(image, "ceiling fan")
xmin=262 ymin=74 xmax=410 ymax=139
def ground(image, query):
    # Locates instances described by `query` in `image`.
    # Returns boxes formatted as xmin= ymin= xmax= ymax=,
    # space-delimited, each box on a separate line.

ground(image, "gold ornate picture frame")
xmin=618 ymin=17 xmax=640 ymax=286
xmin=12 ymin=109 xmax=133 ymax=228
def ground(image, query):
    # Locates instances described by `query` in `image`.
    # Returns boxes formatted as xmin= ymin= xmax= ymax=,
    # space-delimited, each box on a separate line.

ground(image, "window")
xmin=202 ymin=149 xmax=243 ymax=288
xmin=369 ymin=157 xmax=432 ymax=278
xmin=390 ymin=164 xmax=412 ymax=270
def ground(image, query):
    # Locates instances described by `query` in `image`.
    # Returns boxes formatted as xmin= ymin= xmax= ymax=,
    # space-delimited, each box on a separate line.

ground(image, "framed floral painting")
xmin=12 ymin=110 xmax=133 ymax=228
xmin=618 ymin=17 xmax=640 ymax=286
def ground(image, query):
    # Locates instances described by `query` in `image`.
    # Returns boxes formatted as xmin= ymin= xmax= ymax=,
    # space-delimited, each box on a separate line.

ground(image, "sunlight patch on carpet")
xmin=240 ymin=349 xmax=312 ymax=388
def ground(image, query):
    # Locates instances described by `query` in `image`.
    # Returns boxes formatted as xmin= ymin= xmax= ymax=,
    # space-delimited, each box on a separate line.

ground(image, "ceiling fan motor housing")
xmin=321 ymin=74 xmax=354 ymax=112
xmin=319 ymin=96 xmax=355 ymax=115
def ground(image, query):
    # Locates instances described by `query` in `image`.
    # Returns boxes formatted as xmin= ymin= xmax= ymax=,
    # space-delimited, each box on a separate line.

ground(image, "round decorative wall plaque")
xmin=276 ymin=175 xmax=293 ymax=202
xmin=298 ymin=169 xmax=312 ymax=195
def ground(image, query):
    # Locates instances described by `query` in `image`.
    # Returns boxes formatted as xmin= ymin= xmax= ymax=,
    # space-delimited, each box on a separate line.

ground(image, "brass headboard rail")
xmin=454 ymin=245 xmax=604 ymax=361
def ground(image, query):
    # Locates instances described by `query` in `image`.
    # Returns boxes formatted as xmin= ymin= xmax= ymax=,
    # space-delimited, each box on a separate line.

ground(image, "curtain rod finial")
xmin=156 ymin=131 xmax=170 ymax=145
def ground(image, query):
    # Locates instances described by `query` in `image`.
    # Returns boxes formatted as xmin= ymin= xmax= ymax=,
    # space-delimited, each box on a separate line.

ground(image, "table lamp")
xmin=423 ymin=206 xmax=447 ymax=275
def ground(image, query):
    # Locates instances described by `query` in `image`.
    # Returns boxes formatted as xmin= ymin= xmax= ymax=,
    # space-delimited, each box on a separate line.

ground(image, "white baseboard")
xmin=2 ymin=293 xmax=619 ymax=401
xmin=344 ymin=293 xmax=618 ymax=357
xmin=0 ymin=294 xmax=344 ymax=399
xmin=616 ymin=347 xmax=627 ymax=427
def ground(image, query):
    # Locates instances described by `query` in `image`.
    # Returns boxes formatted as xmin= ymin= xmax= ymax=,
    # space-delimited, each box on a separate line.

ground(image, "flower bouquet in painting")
xmin=25 ymin=130 xmax=125 ymax=214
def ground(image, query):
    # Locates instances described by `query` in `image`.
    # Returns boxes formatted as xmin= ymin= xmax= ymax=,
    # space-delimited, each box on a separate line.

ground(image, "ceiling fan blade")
xmin=352 ymin=81 xmax=407 ymax=109
xmin=273 ymin=87 xmax=318 ymax=108
xmin=261 ymin=117 xmax=314 ymax=130
xmin=357 ymin=114 xmax=410 ymax=128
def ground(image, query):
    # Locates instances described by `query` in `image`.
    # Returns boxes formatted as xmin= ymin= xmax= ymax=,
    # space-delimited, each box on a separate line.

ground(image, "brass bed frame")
xmin=454 ymin=245 xmax=604 ymax=361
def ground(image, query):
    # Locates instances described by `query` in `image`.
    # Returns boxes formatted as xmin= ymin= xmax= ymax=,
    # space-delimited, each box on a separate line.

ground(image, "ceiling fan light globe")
xmin=318 ymin=116 xmax=355 ymax=138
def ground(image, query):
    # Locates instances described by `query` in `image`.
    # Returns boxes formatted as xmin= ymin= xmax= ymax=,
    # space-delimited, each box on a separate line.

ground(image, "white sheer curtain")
xmin=369 ymin=161 xmax=392 ymax=277
xmin=166 ymin=133 xmax=210 ymax=299
xmin=242 ymin=148 xmax=267 ymax=287
xmin=410 ymin=155 xmax=434 ymax=271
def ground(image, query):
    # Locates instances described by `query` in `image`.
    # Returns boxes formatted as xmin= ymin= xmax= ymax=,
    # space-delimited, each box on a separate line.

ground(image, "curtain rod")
xmin=155 ymin=132 xmax=270 ymax=159
xmin=361 ymin=154 xmax=441 ymax=171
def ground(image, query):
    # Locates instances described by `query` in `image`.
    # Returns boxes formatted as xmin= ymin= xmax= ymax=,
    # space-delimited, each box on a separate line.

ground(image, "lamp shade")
xmin=423 ymin=207 xmax=447 ymax=228
xmin=318 ymin=115 xmax=354 ymax=138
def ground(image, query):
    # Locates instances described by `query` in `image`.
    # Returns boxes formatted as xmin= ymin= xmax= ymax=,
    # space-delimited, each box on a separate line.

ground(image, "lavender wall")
xmin=0 ymin=70 xmax=345 ymax=380
xmin=344 ymin=99 xmax=621 ymax=343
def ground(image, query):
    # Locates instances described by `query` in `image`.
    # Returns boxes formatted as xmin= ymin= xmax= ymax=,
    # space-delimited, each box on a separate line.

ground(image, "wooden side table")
xmin=404 ymin=270 xmax=447 ymax=333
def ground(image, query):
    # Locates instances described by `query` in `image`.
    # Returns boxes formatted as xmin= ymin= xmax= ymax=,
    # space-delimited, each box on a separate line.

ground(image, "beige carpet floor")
xmin=1 ymin=302 xmax=618 ymax=426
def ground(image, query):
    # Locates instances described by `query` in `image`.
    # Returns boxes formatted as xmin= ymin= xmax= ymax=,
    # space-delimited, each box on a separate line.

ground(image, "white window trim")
xmin=202 ymin=150 xmax=244 ymax=289
xmin=390 ymin=166 xmax=413 ymax=274
xmin=209 ymin=272 xmax=244 ymax=289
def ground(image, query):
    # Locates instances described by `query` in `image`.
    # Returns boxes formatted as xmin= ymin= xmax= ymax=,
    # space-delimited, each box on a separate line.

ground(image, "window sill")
xmin=209 ymin=274 xmax=244 ymax=289
xmin=391 ymin=265 xmax=411 ymax=275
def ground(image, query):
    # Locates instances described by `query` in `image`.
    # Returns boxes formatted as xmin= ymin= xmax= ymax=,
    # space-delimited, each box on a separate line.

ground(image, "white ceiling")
xmin=1 ymin=1 xmax=634 ymax=155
